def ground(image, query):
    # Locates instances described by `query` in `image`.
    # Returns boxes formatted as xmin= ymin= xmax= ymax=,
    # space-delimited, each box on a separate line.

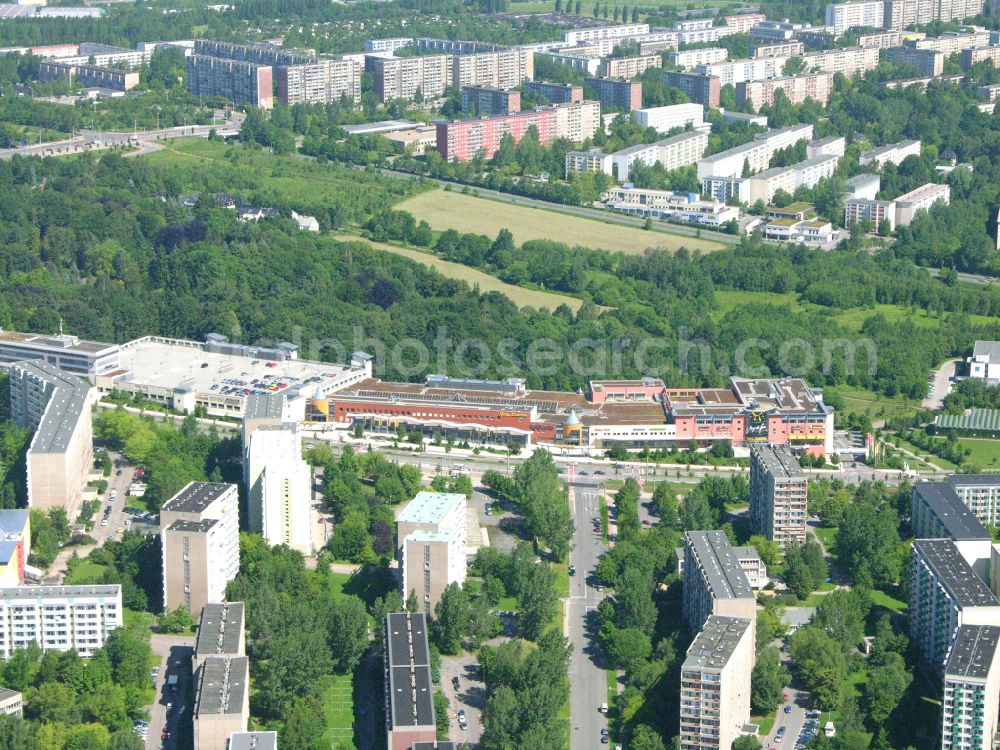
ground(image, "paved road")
xmin=762 ymin=687 xmax=811 ymax=750
xmin=147 ymin=635 xmax=196 ymax=750
xmin=922 ymin=358 xmax=959 ymax=410
xmin=439 ymin=653 xmax=485 ymax=746
xmin=567 ymin=468 xmax=610 ymax=750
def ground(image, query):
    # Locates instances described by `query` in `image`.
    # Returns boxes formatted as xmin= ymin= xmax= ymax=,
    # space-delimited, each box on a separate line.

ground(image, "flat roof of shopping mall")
xmin=115 ymin=339 xmax=356 ymax=398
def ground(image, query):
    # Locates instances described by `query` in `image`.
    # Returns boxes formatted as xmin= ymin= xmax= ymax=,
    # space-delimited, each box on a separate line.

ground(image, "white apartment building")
xmin=683 ymin=531 xmax=757 ymax=636
xmin=750 ymin=445 xmax=807 ymax=548
xmin=943 ymin=625 xmax=1000 ymax=750
xmin=739 ymin=166 xmax=797 ymax=205
xmin=611 ymin=130 xmax=709 ymax=182
xmin=679 ymin=616 xmax=754 ymax=750
xmin=633 ymin=103 xmax=705 ymax=133
xmin=799 ymin=46 xmax=881 ymax=77
xmin=845 ymin=198 xmax=897 ymax=231
xmin=275 ymin=59 xmax=361 ymax=105
xmin=753 ymin=41 xmax=805 ymax=58
xmin=562 ymin=23 xmax=650 ymax=45
xmin=944 ymin=476 xmax=1000 ymax=526
xmin=911 ymin=30 xmax=992 ymax=54
xmin=843 ymin=173 xmax=880 ymax=199
xmin=452 ymin=48 xmax=534 ymax=90
xmin=858 ymin=31 xmax=903 ymax=48
xmin=724 ymin=13 xmax=767 ymax=33
xmin=697 ymin=123 xmax=815 ymax=180
xmin=245 ymin=423 xmax=312 ymax=555
xmin=886 ymin=0 xmax=985 ymax=30
xmin=825 ymin=1 xmax=885 ymax=36
xmin=910 ymin=539 xmax=1000 ymax=674
xmin=886 ymin=46 xmax=945 ymax=76
xmin=963 ymin=45 xmax=1000 ymax=69
xmin=160 ymin=482 xmax=240 ymax=616
xmin=697 ymin=56 xmax=787 ymax=86
xmin=738 ymin=72 xmax=835 ymax=111
xmin=552 ymin=99 xmax=602 ymax=142
xmin=808 ymin=135 xmax=847 ymax=158
xmin=968 ymin=343 xmax=1000 ymax=383
xmin=895 ymin=183 xmax=950 ymax=226
xmin=0 ymin=585 xmax=122 ymax=659
xmin=599 ymin=54 xmax=661 ymax=79
xmin=668 ymin=47 xmax=728 ymax=69
xmin=363 ymin=37 xmax=413 ymax=53
xmin=372 ymin=54 xmax=451 ymax=102
xmin=859 ymin=138 xmax=922 ymax=167
xmin=565 ymin=148 xmax=612 ymax=177
xmin=398 ymin=492 xmax=468 ymax=613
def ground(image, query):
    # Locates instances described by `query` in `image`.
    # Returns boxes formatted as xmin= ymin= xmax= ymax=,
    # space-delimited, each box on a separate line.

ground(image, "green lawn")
xmin=828 ymin=385 xmax=923 ymax=422
xmin=328 ymin=572 xmax=352 ymax=601
xmin=126 ymin=495 xmax=156 ymax=513
xmin=321 ymin=674 xmax=356 ymax=750
xmin=956 ymin=437 xmax=1000 ymax=470
xmin=832 ymin=303 xmax=1000 ymax=331
xmin=890 ymin=434 xmax=959 ymax=472
xmin=552 ymin=560 xmax=570 ymax=599
xmin=812 ymin=525 xmax=837 ymax=550
xmin=712 ymin=290 xmax=806 ymax=319
xmin=125 ymin=608 xmax=156 ymax=631
xmin=64 ymin=559 xmax=111 ymax=584
xmin=868 ymin=587 xmax=908 ymax=614
xmin=496 ymin=595 xmax=519 ymax=612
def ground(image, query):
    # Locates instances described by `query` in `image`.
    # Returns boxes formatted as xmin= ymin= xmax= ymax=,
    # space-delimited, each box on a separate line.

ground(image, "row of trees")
xmin=471 ymin=544 xmax=561 ymax=642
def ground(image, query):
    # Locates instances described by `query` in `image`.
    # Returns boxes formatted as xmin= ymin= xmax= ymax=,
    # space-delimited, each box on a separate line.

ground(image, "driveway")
xmin=762 ymin=687 xmax=812 ymax=750
xmin=439 ymin=653 xmax=485 ymax=746
xmin=922 ymin=359 xmax=958 ymax=410
xmin=147 ymin=635 xmax=196 ymax=750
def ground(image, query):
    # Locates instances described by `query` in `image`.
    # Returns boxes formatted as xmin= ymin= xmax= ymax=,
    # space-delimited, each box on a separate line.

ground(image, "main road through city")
xmin=566 ymin=466 xmax=611 ymax=750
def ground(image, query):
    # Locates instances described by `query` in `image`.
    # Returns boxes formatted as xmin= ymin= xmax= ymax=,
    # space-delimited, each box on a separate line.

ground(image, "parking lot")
xmin=439 ymin=652 xmax=485 ymax=746
xmin=764 ymin=687 xmax=820 ymax=750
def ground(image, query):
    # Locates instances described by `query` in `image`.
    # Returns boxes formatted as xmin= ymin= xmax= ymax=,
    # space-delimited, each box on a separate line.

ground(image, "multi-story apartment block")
xmin=895 ymin=183 xmax=950 ymax=226
xmin=668 ymin=48 xmax=728 ymax=69
xmin=910 ymin=539 xmax=1000 ymax=673
xmin=0 ymin=585 xmax=121 ymax=659
xmin=825 ymin=1 xmax=886 ymax=36
xmin=53 ymin=43 xmax=151 ymax=69
xmin=859 ymin=138 xmax=921 ymax=166
xmin=675 ymin=19 xmax=735 ymax=45
xmin=38 ymin=60 xmax=139 ymax=91
xmin=228 ymin=733 xmax=277 ymax=750
xmin=750 ymin=20 xmax=806 ymax=44
xmin=736 ymin=165 xmax=797 ymax=205
xmin=451 ymin=48 xmax=534 ymax=90
xmin=886 ymin=46 xmax=945 ymax=75
xmin=0 ymin=328 xmax=118 ymax=378
xmin=679 ymin=616 xmax=754 ymax=750
xmin=537 ymin=51 xmax=601 ymax=76
xmin=10 ymin=361 xmax=93 ymax=519
xmin=384 ymin=612 xmax=438 ymax=750
xmin=942 ymin=625 xmax=1000 ymax=750
xmin=886 ymin=0 xmax=985 ymax=29
xmin=799 ymin=46 xmax=881 ymax=77
xmin=193 ymin=39 xmax=312 ymax=66
xmin=274 ymin=59 xmax=362 ymax=105
xmin=0 ymin=688 xmax=21 ymax=717
xmin=600 ymin=54 xmax=662 ymax=79
xmin=845 ymin=198 xmax=897 ymax=231
xmin=912 ymin=481 xmax=992 ymax=542
xmin=750 ymin=445 xmax=808 ymax=548
xmin=963 ymin=45 xmax=1000 ymax=69
xmin=723 ymin=13 xmax=768 ymax=33
xmin=843 ymin=172 xmax=881 ymax=199
xmin=697 ymin=56 xmax=787 ymax=87
xmin=697 ymin=123 xmax=815 ymax=180
xmin=737 ymin=72 xmax=835 ymax=111
xmin=859 ymin=30 xmax=903 ymax=47
xmin=732 ymin=546 xmax=769 ymax=589
xmin=663 ymin=71 xmax=721 ymax=107
xmin=753 ymin=41 xmax=805 ymax=58
xmin=610 ymin=130 xmax=710 ymax=181
xmin=978 ymin=83 xmax=1000 ymax=101
xmin=194 ymin=601 xmax=245 ymax=671
xmin=245 ymin=423 xmax=312 ymax=555
xmin=193 ymin=656 xmax=250 ymax=750
xmin=948 ymin=475 xmax=1000 ymax=527
xmin=160 ymin=482 xmax=240 ymax=616
xmin=363 ymin=37 xmax=413 ymax=53
xmin=398 ymin=492 xmax=468 ymax=612
xmin=185 ymin=56 xmax=273 ymax=109
xmin=565 ymin=148 xmax=613 ymax=177
xmin=562 ymin=23 xmax=650 ymax=45
xmin=436 ymin=100 xmax=599 ymax=161
xmin=372 ymin=54 xmax=451 ymax=102
xmin=808 ymin=135 xmax=847 ymax=158
xmin=523 ymin=80 xmax=582 ymax=103
xmin=910 ymin=30 xmax=992 ymax=54
xmin=683 ymin=531 xmax=757 ymax=636
xmin=460 ymin=85 xmax=521 ymax=115
xmin=585 ymin=77 xmax=643 ymax=111
xmin=633 ymin=102 xmax=705 ymax=132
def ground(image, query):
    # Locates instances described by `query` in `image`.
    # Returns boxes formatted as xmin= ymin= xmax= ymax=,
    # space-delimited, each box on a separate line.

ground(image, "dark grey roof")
xmin=913 ymin=539 xmax=999 ymax=608
xmin=946 ymin=625 xmax=1000 ymax=680
xmin=195 ymin=602 xmax=244 ymax=657
xmin=973 ymin=340 xmax=1000 ymax=362
xmin=0 ymin=687 xmax=21 ymax=702
xmin=0 ymin=584 xmax=120 ymax=600
xmin=384 ymin=612 xmax=435 ymax=730
xmin=913 ymin=482 xmax=990 ymax=540
xmin=685 ymin=530 xmax=754 ymax=600
xmin=193 ymin=656 xmax=248 ymax=717
xmin=161 ymin=482 xmax=234 ymax=515
xmin=752 ymin=443 xmax=805 ymax=479
xmin=15 ymin=362 xmax=91 ymax=455
xmin=166 ymin=518 xmax=218 ymax=534
xmin=949 ymin=474 xmax=1000 ymax=487
xmin=243 ymin=392 xmax=285 ymax=421
xmin=683 ymin=615 xmax=752 ymax=671
xmin=227 ymin=732 xmax=277 ymax=750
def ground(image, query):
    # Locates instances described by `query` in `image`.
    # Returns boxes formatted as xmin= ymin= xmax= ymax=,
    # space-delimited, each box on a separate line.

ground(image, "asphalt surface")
xmin=439 ymin=653 xmax=485 ymax=745
xmin=922 ymin=359 xmax=958 ymax=410
xmin=146 ymin=635 xmax=196 ymax=750
xmin=763 ymin=687 xmax=810 ymax=750
xmin=567 ymin=468 xmax=611 ymax=750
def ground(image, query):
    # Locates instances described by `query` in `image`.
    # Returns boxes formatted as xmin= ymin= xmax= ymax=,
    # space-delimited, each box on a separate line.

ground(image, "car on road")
xmin=806 ymin=710 xmax=821 ymax=718
xmin=601 ymin=736 xmax=610 ymax=744
xmin=602 ymin=729 xmax=610 ymax=736
xmin=101 ymin=519 xmax=108 ymax=527
xmin=599 ymin=703 xmax=608 ymax=714
xmin=775 ymin=736 xmax=783 ymax=743
xmin=784 ymin=705 xmax=792 ymax=714
xmin=452 ymin=677 xmax=460 ymax=690
xmin=568 ymin=565 xmax=576 ymax=576
xmin=777 ymin=727 xmax=786 ymax=735
xmin=457 ymin=709 xmax=466 ymax=721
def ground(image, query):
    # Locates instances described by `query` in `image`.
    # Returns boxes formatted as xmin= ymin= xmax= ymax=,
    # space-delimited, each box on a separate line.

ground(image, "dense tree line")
xmin=472 ymin=544 xmax=560 ymax=641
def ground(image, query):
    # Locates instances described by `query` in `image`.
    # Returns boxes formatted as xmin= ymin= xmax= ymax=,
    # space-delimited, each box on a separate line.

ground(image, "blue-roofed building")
xmin=0 ymin=510 xmax=30 ymax=586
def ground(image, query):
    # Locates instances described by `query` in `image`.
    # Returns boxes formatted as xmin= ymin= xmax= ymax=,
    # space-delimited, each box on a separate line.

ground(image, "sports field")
xmin=396 ymin=190 xmax=725 ymax=254
xmin=323 ymin=674 xmax=356 ymax=749
xmin=338 ymin=236 xmax=596 ymax=312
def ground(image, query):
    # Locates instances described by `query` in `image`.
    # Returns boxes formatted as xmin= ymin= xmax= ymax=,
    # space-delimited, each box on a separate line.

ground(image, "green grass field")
xmin=712 ymin=290 xmax=807 ymax=318
xmin=64 ymin=559 xmax=111 ymax=584
xmin=322 ymin=674 xmax=356 ymax=750
xmin=956 ymin=437 xmax=1000 ymax=470
xmin=812 ymin=526 xmax=837 ymax=550
xmin=828 ymin=385 xmax=923 ymax=422
xmin=338 ymin=236 xmax=593 ymax=312
xmin=396 ymin=190 xmax=725 ymax=255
